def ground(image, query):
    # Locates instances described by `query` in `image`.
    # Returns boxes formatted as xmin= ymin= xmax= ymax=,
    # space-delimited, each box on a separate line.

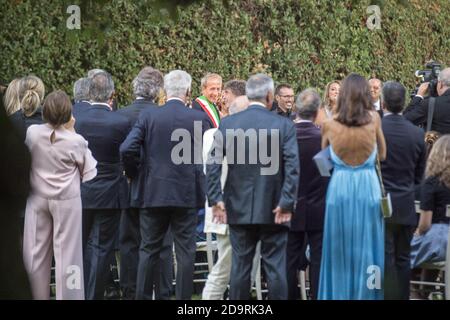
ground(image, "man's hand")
xmin=212 ymin=201 xmax=227 ymax=224
xmin=273 ymin=206 xmax=292 ymax=224
xmin=417 ymin=82 xmax=429 ymax=97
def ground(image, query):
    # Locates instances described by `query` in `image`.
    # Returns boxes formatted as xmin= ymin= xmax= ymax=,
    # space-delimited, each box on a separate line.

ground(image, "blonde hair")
xmin=426 ymin=135 xmax=450 ymax=189
xmin=19 ymin=75 xmax=45 ymax=117
xmin=323 ymin=80 xmax=341 ymax=110
xmin=3 ymin=78 xmax=22 ymax=116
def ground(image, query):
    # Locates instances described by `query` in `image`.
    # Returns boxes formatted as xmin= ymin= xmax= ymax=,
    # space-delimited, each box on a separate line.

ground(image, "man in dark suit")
xmin=287 ymin=89 xmax=329 ymax=300
xmin=404 ymin=68 xmax=450 ymax=134
xmin=381 ymin=81 xmax=427 ymax=300
xmin=207 ymin=73 xmax=299 ymax=300
xmin=72 ymin=77 xmax=91 ymax=118
xmin=74 ymin=71 xmax=131 ymax=300
xmin=117 ymin=66 xmax=173 ymax=300
xmin=120 ymin=70 xmax=211 ymax=300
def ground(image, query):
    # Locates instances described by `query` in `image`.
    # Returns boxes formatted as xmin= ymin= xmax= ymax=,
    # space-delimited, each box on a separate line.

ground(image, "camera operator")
xmin=404 ymin=67 xmax=450 ymax=134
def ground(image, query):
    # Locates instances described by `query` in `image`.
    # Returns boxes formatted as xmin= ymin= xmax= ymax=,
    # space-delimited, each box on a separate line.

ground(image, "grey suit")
xmin=207 ymin=104 xmax=299 ymax=299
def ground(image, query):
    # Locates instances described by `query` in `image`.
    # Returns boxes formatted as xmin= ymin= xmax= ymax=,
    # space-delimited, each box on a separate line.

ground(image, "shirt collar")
xmin=374 ymin=100 xmax=381 ymax=110
xmin=167 ymin=97 xmax=185 ymax=104
xmin=383 ymin=112 xmax=402 ymax=117
xmin=250 ymin=101 xmax=268 ymax=108
xmin=91 ymin=102 xmax=112 ymax=110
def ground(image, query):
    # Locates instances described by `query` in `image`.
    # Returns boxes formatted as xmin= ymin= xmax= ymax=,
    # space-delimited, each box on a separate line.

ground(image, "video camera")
xmin=411 ymin=61 xmax=441 ymax=98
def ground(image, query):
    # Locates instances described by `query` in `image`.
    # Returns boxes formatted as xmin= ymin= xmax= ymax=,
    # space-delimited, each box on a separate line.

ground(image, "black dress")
xmin=420 ymin=176 xmax=450 ymax=224
xmin=9 ymin=108 xmax=44 ymax=141
xmin=410 ymin=176 xmax=450 ymax=268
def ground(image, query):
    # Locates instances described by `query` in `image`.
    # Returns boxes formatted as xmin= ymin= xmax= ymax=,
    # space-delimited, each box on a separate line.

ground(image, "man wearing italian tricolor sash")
xmin=192 ymin=73 xmax=222 ymax=128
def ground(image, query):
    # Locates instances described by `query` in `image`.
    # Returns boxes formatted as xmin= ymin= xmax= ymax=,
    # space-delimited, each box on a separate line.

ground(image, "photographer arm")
xmin=403 ymin=82 xmax=430 ymax=126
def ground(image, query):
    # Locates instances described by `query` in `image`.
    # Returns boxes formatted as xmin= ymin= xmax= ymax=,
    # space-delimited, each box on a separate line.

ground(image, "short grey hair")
xmin=87 ymin=69 xmax=106 ymax=78
xmin=73 ymin=78 xmax=91 ymax=101
xmin=245 ymin=73 xmax=274 ymax=102
xmin=132 ymin=66 xmax=163 ymax=100
xmin=200 ymin=73 xmax=222 ymax=89
xmin=164 ymin=70 xmax=192 ymax=98
xmin=229 ymin=95 xmax=249 ymax=115
xmin=438 ymin=68 xmax=450 ymax=87
xmin=295 ymin=88 xmax=321 ymax=120
xmin=89 ymin=71 xmax=114 ymax=103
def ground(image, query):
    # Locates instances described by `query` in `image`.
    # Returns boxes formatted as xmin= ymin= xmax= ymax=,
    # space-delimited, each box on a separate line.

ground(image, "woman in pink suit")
xmin=23 ymin=90 xmax=97 ymax=300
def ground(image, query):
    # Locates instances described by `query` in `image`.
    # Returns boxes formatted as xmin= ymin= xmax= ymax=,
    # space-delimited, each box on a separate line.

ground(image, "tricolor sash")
xmin=195 ymin=96 xmax=220 ymax=128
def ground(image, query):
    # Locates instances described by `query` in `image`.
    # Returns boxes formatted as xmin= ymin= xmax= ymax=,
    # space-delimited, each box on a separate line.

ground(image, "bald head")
xmin=369 ymin=78 xmax=383 ymax=103
xmin=229 ymin=95 xmax=249 ymax=115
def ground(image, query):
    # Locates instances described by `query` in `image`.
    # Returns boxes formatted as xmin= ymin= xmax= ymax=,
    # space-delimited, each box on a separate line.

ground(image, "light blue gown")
xmin=318 ymin=145 xmax=384 ymax=300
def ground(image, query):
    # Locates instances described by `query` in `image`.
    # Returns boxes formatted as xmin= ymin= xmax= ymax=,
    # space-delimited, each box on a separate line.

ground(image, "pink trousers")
xmin=23 ymin=194 xmax=84 ymax=300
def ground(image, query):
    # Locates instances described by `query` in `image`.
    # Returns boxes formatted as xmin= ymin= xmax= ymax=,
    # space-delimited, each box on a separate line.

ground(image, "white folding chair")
xmin=173 ymin=236 xmax=218 ymax=285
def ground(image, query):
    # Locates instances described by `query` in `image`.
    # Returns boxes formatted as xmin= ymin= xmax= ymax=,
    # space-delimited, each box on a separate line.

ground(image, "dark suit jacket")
xmin=75 ymin=103 xmax=131 ymax=209
xmin=9 ymin=108 xmax=44 ymax=141
xmin=192 ymin=98 xmax=220 ymax=128
xmin=117 ymin=99 xmax=159 ymax=207
xmin=293 ymin=122 xmax=329 ymax=231
xmin=72 ymin=100 xmax=91 ymax=120
xmin=377 ymin=109 xmax=384 ymax=119
xmin=120 ymin=99 xmax=211 ymax=209
xmin=117 ymin=98 xmax=158 ymax=126
xmin=271 ymin=106 xmax=296 ymax=120
xmin=207 ymin=104 xmax=299 ymax=225
xmin=381 ymin=114 xmax=427 ymax=225
xmin=404 ymin=89 xmax=450 ymax=134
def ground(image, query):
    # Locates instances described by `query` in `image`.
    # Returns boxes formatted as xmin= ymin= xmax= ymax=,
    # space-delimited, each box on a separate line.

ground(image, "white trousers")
xmin=202 ymin=233 xmax=232 ymax=300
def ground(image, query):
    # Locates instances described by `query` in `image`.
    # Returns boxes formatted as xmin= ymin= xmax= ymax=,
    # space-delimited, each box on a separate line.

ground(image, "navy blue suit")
xmin=75 ymin=103 xmax=130 ymax=209
xmin=117 ymin=98 xmax=155 ymax=125
xmin=120 ymin=98 xmax=211 ymax=299
xmin=72 ymin=100 xmax=91 ymax=120
xmin=287 ymin=121 xmax=328 ymax=300
xmin=381 ymin=113 xmax=426 ymax=300
xmin=207 ymin=104 xmax=299 ymax=300
xmin=116 ymin=99 xmax=173 ymax=299
xmin=74 ymin=102 xmax=131 ymax=299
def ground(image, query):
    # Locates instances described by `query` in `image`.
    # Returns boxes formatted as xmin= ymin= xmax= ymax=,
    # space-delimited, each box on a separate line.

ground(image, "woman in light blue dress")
xmin=318 ymin=74 xmax=387 ymax=300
